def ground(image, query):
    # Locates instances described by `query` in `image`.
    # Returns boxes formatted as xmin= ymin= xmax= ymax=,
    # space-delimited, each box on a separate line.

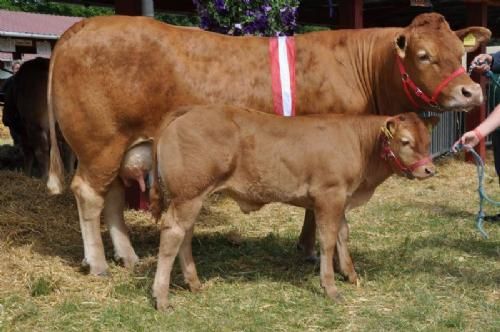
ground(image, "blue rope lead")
xmin=454 ymin=144 xmax=500 ymax=238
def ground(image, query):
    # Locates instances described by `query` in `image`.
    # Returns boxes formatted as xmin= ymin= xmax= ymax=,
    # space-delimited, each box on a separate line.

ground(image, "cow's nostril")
xmin=425 ymin=167 xmax=434 ymax=175
xmin=461 ymin=87 xmax=472 ymax=98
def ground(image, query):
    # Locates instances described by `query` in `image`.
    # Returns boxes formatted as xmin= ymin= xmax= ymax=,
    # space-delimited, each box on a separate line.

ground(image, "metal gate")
xmin=426 ymin=111 xmax=463 ymax=157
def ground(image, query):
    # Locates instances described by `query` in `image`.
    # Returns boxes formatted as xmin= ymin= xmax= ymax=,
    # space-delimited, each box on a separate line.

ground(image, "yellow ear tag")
xmin=381 ymin=126 xmax=393 ymax=139
xmin=463 ymin=33 xmax=476 ymax=47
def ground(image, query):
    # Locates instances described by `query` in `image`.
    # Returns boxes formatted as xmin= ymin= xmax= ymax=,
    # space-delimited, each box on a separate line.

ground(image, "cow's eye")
xmin=418 ymin=52 xmax=430 ymax=63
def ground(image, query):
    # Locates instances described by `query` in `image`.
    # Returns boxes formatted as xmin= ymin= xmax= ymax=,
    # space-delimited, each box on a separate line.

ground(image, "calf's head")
xmin=395 ymin=13 xmax=490 ymax=111
xmin=381 ymin=112 xmax=438 ymax=179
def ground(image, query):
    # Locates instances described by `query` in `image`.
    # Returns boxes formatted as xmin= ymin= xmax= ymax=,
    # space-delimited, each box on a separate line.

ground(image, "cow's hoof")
xmin=81 ymin=258 xmax=108 ymax=276
xmin=297 ymin=243 xmax=319 ymax=263
xmin=305 ymin=255 xmax=319 ymax=263
xmin=114 ymin=253 xmax=139 ymax=270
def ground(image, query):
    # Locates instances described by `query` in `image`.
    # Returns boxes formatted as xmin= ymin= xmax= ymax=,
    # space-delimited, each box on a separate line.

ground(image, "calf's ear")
xmin=394 ymin=33 xmax=408 ymax=58
xmin=385 ymin=117 xmax=398 ymax=137
xmin=422 ymin=116 xmax=440 ymax=131
xmin=455 ymin=27 xmax=491 ymax=53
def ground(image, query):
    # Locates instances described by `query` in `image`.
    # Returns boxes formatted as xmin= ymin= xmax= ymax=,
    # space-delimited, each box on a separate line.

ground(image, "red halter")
xmin=379 ymin=129 xmax=432 ymax=177
xmin=396 ymin=56 xmax=465 ymax=110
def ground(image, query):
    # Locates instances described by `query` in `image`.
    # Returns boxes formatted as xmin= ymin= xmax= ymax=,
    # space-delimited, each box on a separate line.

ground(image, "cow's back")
xmin=51 ymin=16 xmax=276 ymax=150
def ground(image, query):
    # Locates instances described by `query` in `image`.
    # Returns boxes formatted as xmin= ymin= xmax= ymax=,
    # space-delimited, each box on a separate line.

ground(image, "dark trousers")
xmin=492 ymin=129 xmax=500 ymax=178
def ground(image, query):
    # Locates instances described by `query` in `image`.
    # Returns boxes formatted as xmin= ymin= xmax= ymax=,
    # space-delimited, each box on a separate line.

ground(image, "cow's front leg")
xmin=297 ymin=209 xmax=317 ymax=261
xmin=71 ymin=174 xmax=108 ymax=275
xmin=314 ymin=192 xmax=345 ymax=302
xmin=103 ymin=178 xmax=139 ymax=269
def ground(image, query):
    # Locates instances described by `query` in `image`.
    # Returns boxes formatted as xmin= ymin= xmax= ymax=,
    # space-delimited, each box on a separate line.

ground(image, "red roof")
xmin=0 ymin=10 xmax=82 ymax=37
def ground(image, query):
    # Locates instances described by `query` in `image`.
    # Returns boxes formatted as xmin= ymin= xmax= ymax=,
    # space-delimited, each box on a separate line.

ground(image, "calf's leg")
xmin=314 ymin=194 xmax=345 ymax=302
xmin=153 ymin=198 xmax=203 ymax=311
xmin=178 ymin=225 xmax=201 ymax=292
xmin=335 ymin=216 xmax=357 ymax=285
xmin=103 ymin=178 xmax=139 ymax=269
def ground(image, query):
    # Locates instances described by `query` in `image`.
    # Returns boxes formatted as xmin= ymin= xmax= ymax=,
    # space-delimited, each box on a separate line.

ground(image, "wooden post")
xmin=115 ymin=0 xmax=154 ymax=16
xmin=338 ymin=0 xmax=363 ymax=29
xmin=465 ymin=1 xmax=488 ymax=161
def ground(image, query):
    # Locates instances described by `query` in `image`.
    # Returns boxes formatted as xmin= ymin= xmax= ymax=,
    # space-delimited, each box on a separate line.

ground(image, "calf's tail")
xmin=46 ymin=53 xmax=65 ymax=195
xmin=149 ymin=108 xmax=190 ymax=222
xmin=149 ymin=143 xmax=163 ymax=222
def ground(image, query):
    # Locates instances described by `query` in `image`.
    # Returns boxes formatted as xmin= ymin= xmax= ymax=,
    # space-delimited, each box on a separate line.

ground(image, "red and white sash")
xmin=269 ymin=36 xmax=296 ymax=117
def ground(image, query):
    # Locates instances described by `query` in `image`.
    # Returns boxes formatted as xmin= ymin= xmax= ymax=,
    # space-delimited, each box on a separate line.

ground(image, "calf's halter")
xmin=379 ymin=125 xmax=432 ymax=177
xmin=396 ymin=55 xmax=465 ymax=110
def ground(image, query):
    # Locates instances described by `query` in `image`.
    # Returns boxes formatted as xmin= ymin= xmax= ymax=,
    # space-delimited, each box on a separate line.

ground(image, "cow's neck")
xmin=295 ymin=28 xmax=422 ymax=116
xmin=370 ymin=29 xmax=424 ymax=115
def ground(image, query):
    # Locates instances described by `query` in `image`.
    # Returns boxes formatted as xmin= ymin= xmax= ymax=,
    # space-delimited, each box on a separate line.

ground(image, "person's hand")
xmin=452 ymin=129 xmax=484 ymax=152
xmin=471 ymin=54 xmax=493 ymax=74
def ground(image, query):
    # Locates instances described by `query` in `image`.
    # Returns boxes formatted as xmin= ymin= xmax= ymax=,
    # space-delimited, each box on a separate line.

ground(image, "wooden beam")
xmin=338 ymin=0 xmax=363 ymax=29
xmin=465 ymin=2 xmax=488 ymax=160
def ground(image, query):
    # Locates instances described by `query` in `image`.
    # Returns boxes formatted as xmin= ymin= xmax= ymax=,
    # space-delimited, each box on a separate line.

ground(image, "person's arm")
xmin=453 ymin=103 xmax=500 ymax=149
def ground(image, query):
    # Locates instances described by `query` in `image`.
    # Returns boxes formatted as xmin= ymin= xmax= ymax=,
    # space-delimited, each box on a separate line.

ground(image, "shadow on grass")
xmin=1 ymin=170 xmax=498 ymax=293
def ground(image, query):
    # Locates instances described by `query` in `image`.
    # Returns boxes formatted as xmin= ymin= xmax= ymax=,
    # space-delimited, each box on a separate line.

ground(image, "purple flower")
xmin=193 ymin=0 xmax=298 ymax=37
xmin=214 ymin=0 xmax=227 ymax=13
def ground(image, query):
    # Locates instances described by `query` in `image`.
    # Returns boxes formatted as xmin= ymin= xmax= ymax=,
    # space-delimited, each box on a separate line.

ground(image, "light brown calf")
xmin=150 ymin=105 xmax=438 ymax=310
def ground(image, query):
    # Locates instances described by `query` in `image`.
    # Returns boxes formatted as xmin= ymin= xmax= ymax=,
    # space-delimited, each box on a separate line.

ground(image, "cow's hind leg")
xmin=297 ymin=209 xmax=317 ymax=261
xmin=71 ymin=173 xmax=108 ymax=275
xmin=103 ymin=178 xmax=139 ymax=269
xmin=153 ymin=198 xmax=203 ymax=311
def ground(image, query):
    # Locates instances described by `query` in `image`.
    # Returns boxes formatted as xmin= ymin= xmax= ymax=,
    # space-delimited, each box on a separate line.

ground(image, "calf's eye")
xmin=401 ymin=138 xmax=410 ymax=146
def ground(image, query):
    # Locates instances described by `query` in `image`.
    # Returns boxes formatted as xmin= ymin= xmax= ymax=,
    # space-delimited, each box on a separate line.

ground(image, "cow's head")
xmin=394 ymin=13 xmax=491 ymax=112
xmin=382 ymin=112 xmax=438 ymax=179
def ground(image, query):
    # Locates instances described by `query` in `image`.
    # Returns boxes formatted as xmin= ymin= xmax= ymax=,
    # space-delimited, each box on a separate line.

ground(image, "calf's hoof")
xmin=155 ymin=297 xmax=172 ymax=312
xmin=324 ymin=287 xmax=344 ymax=303
xmin=188 ymin=279 xmax=202 ymax=293
xmin=348 ymin=273 xmax=359 ymax=286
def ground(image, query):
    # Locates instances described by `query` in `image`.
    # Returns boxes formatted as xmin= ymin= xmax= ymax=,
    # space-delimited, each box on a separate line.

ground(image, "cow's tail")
xmin=46 ymin=52 xmax=65 ymax=195
xmin=149 ymin=108 xmax=190 ymax=222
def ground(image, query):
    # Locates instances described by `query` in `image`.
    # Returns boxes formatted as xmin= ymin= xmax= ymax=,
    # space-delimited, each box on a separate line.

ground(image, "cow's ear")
xmin=422 ymin=116 xmax=440 ymax=131
xmin=394 ymin=34 xmax=408 ymax=58
xmin=455 ymin=27 xmax=491 ymax=53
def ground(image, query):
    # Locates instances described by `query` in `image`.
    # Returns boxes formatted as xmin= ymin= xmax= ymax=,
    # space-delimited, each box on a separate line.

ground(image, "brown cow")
xmin=2 ymin=58 xmax=73 ymax=178
xmin=47 ymin=13 xmax=489 ymax=275
xmin=149 ymin=105 xmax=438 ymax=310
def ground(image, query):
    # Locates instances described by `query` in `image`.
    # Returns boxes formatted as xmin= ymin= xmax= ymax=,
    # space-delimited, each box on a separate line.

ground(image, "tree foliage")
xmin=0 ymin=0 xmax=113 ymax=17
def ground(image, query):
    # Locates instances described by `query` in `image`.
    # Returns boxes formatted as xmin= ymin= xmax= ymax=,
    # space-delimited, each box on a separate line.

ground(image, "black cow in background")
xmin=2 ymin=57 xmax=74 ymax=178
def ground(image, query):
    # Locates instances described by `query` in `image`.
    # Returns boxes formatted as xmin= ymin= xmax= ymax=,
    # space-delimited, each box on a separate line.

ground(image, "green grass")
xmin=0 ymin=155 xmax=499 ymax=331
